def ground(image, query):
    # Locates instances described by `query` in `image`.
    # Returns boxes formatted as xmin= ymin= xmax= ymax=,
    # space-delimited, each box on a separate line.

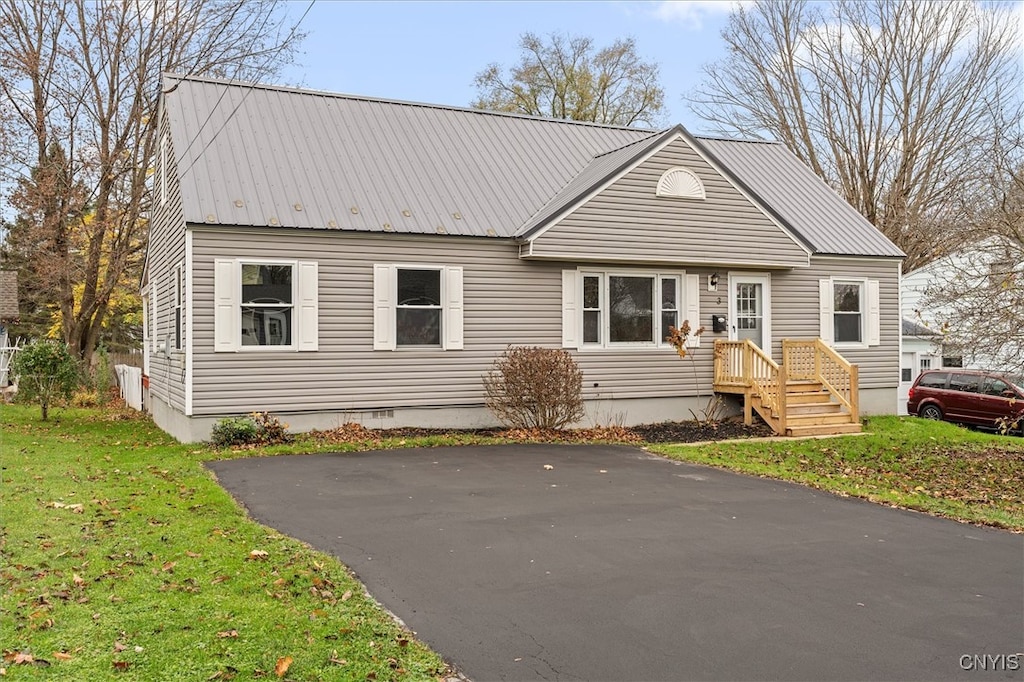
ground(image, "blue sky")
xmin=279 ymin=1 xmax=739 ymax=132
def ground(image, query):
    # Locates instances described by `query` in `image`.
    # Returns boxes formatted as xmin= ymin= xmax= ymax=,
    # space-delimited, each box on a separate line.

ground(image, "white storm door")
xmin=729 ymin=273 xmax=771 ymax=352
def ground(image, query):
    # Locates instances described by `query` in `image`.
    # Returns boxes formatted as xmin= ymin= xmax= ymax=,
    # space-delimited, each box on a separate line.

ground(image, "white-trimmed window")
xmin=819 ymin=278 xmax=880 ymax=347
xmin=373 ymin=264 xmax=463 ymax=350
xmin=173 ymin=262 xmax=184 ymax=350
xmin=214 ymin=259 xmax=318 ymax=352
xmin=563 ymin=270 xmax=698 ymax=349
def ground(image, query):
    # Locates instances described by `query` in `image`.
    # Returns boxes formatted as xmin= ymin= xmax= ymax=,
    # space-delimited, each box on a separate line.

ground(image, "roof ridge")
xmin=593 ymin=130 xmax=664 ymax=158
xmin=161 ymin=72 xmax=660 ymax=133
xmin=693 ymin=134 xmax=782 ymax=145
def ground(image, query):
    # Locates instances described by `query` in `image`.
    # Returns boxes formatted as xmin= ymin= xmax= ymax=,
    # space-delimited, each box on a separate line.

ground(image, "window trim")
xmin=396 ymin=265 xmax=444 ymax=348
xmin=373 ymin=263 xmax=464 ymax=351
xmin=578 ymin=269 xmax=686 ymax=350
xmin=214 ymin=258 xmax=319 ymax=353
xmin=832 ymin=278 xmax=865 ymax=346
xmin=173 ymin=262 xmax=184 ymax=351
xmin=820 ymin=277 xmax=880 ymax=349
xmin=238 ymin=260 xmax=298 ymax=351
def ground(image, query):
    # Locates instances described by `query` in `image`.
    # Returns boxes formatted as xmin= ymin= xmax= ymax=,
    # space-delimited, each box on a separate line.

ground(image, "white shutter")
xmin=444 ymin=266 xmax=464 ymax=350
xmin=819 ymin=279 xmax=834 ymax=345
xmin=867 ymin=279 xmax=881 ymax=347
xmin=297 ymin=261 xmax=319 ymax=351
xmin=561 ymin=270 xmax=579 ymax=348
xmin=214 ymin=259 xmax=238 ymax=352
xmin=373 ymin=264 xmax=396 ymax=351
xmin=685 ymin=274 xmax=700 ymax=347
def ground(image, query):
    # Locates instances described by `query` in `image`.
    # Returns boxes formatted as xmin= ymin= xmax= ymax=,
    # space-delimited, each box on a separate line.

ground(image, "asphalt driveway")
xmin=207 ymin=445 xmax=1023 ymax=681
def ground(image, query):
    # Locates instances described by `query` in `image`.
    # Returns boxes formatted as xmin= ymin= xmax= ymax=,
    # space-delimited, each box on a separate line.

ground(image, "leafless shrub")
xmin=483 ymin=346 xmax=585 ymax=430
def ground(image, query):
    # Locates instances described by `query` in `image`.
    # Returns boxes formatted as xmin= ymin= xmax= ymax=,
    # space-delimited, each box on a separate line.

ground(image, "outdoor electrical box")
xmin=712 ymin=315 xmax=728 ymax=333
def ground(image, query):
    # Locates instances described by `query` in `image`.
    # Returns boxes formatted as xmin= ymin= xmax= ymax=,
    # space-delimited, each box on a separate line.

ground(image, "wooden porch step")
xmin=785 ymin=380 xmax=826 ymax=393
xmin=786 ymin=391 xmax=834 ymax=405
xmin=785 ymin=412 xmax=856 ymax=426
xmin=786 ymin=423 xmax=863 ymax=437
xmin=787 ymin=402 xmax=842 ymax=415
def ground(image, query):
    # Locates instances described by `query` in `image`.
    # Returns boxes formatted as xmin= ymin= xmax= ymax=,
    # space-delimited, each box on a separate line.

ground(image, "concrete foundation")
xmin=150 ymin=389 xmax=896 ymax=443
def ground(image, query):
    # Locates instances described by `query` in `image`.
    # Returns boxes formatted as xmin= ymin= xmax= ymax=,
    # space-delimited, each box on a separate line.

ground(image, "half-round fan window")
xmin=655 ymin=167 xmax=706 ymax=200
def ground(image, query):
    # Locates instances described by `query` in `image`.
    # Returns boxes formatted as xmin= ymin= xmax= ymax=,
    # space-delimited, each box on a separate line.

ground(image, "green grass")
xmin=649 ymin=416 xmax=1024 ymax=530
xmin=1 ymin=405 xmax=450 ymax=680
xmin=4 ymin=406 xmax=1021 ymax=678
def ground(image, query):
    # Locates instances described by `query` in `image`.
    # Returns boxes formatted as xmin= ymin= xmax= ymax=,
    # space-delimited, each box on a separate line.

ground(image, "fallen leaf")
xmin=73 ymin=574 xmax=85 ymax=587
xmin=114 ymin=641 xmax=127 ymax=653
xmin=211 ymin=575 xmax=231 ymax=585
xmin=341 ymin=590 xmax=352 ymax=602
xmin=186 ymin=551 xmax=201 ymax=558
xmin=543 ymin=464 xmax=554 ymax=470
xmin=248 ymin=550 xmax=269 ymax=561
xmin=274 ymin=656 xmax=292 ymax=677
xmin=161 ymin=561 xmax=176 ymax=573
xmin=216 ymin=630 xmax=238 ymax=639
xmin=53 ymin=652 xmax=72 ymax=661
xmin=112 ymin=661 xmax=130 ymax=671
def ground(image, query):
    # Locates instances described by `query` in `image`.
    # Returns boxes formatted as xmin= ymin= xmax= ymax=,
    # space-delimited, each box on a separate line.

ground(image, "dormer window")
xmin=655 ymin=167 xmax=705 ymax=200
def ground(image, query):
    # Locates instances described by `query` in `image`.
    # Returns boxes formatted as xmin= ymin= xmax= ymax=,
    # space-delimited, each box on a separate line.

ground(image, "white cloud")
xmin=649 ymin=1 xmax=750 ymax=30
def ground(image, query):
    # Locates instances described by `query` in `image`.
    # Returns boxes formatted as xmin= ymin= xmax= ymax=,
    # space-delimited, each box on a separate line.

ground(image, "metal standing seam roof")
xmin=162 ymin=74 xmax=652 ymax=239
xmin=161 ymin=74 xmax=903 ymax=259
xmin=697 ymin=137 xmax=905 ymax=258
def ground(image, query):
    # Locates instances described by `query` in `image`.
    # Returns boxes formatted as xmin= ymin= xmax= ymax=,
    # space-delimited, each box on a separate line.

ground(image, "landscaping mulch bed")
xmin=310 ymin=418 xmax=774 ymax=446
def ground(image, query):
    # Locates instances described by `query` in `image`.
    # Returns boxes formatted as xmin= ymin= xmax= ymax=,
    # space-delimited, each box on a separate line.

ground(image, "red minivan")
xmin=907 ymin=369 xmax=1024 ymax=434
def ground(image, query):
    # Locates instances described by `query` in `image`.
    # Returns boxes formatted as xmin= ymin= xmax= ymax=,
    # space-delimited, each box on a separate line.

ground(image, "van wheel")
xmin=920 ymin=404 xmax=943 ymax=421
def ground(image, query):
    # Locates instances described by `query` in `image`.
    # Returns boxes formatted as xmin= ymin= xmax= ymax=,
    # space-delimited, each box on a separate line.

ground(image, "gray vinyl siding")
xmin=189 ymin=228 xmax=731 ymax=416
xmin=528 ymin=139 xmax=809 ymax=267
xmin=770 ymin=256 xmax=901 ymax=389
xmin=146 ymin=114 xmax=187 ymax=411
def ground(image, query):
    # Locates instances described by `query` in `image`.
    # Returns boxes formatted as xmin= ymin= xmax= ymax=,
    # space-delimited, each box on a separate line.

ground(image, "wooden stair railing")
xmin=782 ymin=339 xmax=859 ymax=424
xmin=714 ymin=339 xmax=861 ymax=436
xmin=714 ymin=339 xmax=785 ymax=434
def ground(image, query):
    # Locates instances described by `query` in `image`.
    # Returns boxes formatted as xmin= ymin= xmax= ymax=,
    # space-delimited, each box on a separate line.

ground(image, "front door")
xmin=729 ymin=273 xmax=771 ymax=352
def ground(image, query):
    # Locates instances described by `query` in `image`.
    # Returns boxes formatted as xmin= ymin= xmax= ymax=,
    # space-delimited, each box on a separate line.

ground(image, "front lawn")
xmin=649 ymin=416 xmax=1024 ymax=531
xmin=0 ymin=405 xmax=450 ymax=680
xmin=4 ymin=405 xmax=1020 ymax=679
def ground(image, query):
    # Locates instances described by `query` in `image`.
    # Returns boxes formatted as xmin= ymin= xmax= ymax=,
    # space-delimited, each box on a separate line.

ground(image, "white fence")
xmin=0 ymin=335 xmax=20 ymax=387
xmin=115 ymin=364 xmax=143 ymax=410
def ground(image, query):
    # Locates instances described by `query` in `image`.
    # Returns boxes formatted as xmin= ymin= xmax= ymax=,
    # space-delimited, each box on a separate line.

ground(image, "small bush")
xmin=211 ymin=416 xmax=259 ymax=447
xmin=211 ymin=412 xmax=292 ymax=447
xmin=251 ymin=411 xmax=291 ymax=444
xmin=483 ymin=346 xmax=585 ymax=430
xmin=10 ymin=340 xmax=82 ymax=420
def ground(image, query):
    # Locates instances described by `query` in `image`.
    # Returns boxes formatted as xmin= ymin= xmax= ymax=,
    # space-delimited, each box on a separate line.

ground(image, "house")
xmin=898 ymin=318 xmax=945 ymax=414
xmin=0 ymin=270 xmax=18 ymax=387
xmin=143 ymin=74 xmax=905 ymax=443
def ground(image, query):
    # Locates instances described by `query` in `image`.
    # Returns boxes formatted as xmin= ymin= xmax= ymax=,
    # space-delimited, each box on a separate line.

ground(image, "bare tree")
xmin=0 ymin=0 xmax=306 ymax=363
xmin=689 ymin=0 xmax=1022 ymax=273
xmin=918 ymin=153 xmax=1024 ymax=374
xmin=473 ymin=32 xmax=665 ymax=128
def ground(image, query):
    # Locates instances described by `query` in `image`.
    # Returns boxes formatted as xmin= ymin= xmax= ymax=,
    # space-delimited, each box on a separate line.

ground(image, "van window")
xmin=982 ymin=377 xmax=1010 ymax=397
xmin=917 ymin=372 xmax=949 ymax=389
xmin=949 ymin=373 xmax=980 ymax=393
